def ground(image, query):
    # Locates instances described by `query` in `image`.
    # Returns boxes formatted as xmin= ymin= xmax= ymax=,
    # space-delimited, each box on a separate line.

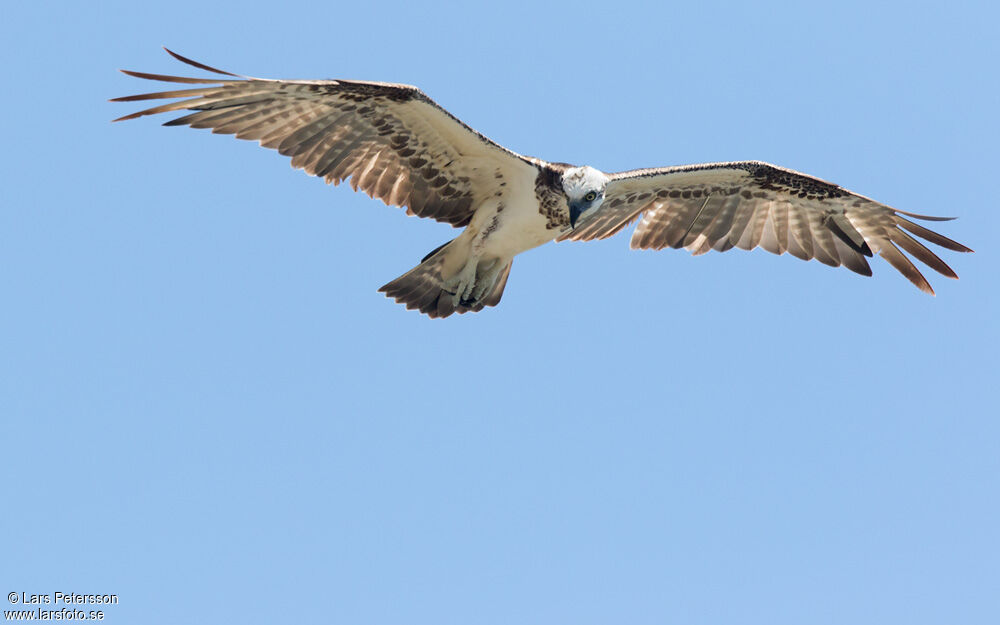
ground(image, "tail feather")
xmin=379 ymin=243 xmax=513 ymax=318
xmin=377 ymin=255 xmax=456 ymax=318
xmin=482 ymin=261 xmax=512 ymax=308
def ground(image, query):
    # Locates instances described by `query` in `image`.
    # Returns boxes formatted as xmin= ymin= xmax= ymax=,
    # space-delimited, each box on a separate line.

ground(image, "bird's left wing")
xmin=112 ymin=49 xmax=539 ymax=228
xmin=559 ymin=161 xmax=971 ymax=294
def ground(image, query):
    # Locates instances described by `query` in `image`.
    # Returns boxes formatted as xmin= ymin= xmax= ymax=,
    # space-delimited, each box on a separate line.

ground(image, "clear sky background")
xmin=2 ymin=1 xmax=998 ymax=623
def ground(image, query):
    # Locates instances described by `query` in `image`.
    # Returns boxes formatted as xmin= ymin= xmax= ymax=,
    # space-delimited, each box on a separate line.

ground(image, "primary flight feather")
xmin=113 ymin=49 xmax=972 ymax=317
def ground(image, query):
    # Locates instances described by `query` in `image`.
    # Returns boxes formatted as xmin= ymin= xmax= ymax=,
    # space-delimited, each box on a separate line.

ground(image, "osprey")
xmin=114 ymin=49 xmax=972 ymax=318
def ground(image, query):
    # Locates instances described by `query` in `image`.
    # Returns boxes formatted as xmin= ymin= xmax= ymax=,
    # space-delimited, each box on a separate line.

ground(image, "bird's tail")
xmin=378 ymin=239 xmax=512 ymax=318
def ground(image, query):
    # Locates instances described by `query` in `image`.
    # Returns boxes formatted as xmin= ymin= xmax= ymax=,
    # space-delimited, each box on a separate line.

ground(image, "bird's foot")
xmin=443 ymin=257 xmax=504 ymax=307
xmin=443 ymin=257 xmax=480 ymax=307
xmin=470 ymin=259 xmax=502 ymax=302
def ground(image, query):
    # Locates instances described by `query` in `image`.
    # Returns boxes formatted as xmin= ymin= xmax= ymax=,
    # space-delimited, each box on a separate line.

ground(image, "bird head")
xmin=562 ymin=166 xmax=609 ymax=228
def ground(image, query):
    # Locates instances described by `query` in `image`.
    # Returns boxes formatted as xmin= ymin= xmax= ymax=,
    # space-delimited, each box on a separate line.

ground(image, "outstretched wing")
xmin=112 ymin=49 xmax=538 ymax=227
xmin=560 ymin=161 xmax=971 ymax=294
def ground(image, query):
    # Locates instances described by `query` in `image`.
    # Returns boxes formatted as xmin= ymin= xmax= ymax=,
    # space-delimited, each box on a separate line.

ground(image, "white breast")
xmin=477 ymin=168 xmax=558 ymax=260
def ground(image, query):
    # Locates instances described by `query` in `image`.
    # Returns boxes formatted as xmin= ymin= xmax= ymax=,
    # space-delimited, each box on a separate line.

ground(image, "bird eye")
xmin=584 ymin=191 xmax=597 ymax=202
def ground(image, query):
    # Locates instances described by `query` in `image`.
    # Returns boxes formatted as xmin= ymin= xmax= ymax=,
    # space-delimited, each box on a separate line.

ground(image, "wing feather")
xmin=113 ymin=49 xmax=538 ymax=227
xmin=682 ymin=194 xmax=722 ymax=249
xmin=893 ymin=215 xmax=972 ymax=252
xmin=879 ymin=241 xmax=932 ymax=293
xmin=759 ymin=206 xmax=783 ymax=255
xmin=832 ymin=236 xmax=873 ymax=277
xmin=787 ymin=203 xmax=814 ymax=260
xmin=888 ymin=229 xmax=958 ymax=279
xmin=564 ymin=161 xmax=970 ymax=293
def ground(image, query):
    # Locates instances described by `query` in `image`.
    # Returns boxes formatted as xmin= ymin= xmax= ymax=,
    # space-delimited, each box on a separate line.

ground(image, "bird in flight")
xmin=114 ymin=49 xmax=971 ymax=317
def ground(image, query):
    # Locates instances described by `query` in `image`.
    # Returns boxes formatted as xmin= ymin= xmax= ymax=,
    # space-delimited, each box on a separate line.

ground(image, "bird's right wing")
xmin=113 ymin=49 xmax=540 ymax=227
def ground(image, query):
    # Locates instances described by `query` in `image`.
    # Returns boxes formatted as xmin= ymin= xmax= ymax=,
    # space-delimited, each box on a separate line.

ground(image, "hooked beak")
xmin=569 ymin=202 xmax=585 ymax=229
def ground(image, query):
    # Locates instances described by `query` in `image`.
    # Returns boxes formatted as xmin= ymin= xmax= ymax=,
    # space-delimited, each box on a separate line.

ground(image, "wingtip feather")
xmin=118 ymin=68 xmax=223 ymax=84
xmin=892 ymin=216 xmax=973 ymax=253
xmin=162 ymin=47 xmax=242 ymax=77
xmin=111 ymin=111 xmax=143 ymax=122
xmin=894 ymin=209 xmax=957 ymax=222
xmin=879 ymin=241 xmax=935 ymax=295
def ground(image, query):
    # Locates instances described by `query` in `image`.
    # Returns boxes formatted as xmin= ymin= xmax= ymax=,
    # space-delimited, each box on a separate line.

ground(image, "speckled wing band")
xmin=560 ymin=161 xmax=971 ymax=294
xmin=112 ymin=49 xmax=537 ymax=228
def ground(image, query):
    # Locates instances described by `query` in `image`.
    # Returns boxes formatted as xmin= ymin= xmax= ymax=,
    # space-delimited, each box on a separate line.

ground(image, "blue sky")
xmin=2 ymin=1 xmax=998 ymax=623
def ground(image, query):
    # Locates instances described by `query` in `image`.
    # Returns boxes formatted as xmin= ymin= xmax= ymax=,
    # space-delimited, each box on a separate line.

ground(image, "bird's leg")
xmin=442 ymin=209 xmax=505 ymax=306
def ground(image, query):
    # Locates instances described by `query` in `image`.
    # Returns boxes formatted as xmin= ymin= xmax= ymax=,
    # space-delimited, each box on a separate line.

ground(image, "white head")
xmin=561 ymin=165 xmax=609 ymax=228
